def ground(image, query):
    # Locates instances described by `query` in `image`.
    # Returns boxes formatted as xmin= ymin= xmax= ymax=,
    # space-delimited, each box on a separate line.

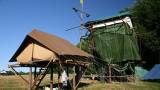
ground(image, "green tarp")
xmin=92 ymin=23 xmax=141 ymax=63
xmin=135 ymin=66 xmax=148 ymax=79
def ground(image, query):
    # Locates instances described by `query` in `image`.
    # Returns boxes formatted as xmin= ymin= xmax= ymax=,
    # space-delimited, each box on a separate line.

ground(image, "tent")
xmin=135 ymin=66 xmax=148 ymax=79
xmin=85 ymin=14 xmax=141 ymax=64
xmin=10 ymin=29 xmax=92 ymax=64
xmin=9 ymin=29 xmax=92 ymax=90
xmin=143 ymin=64 xmax=160 ymax=80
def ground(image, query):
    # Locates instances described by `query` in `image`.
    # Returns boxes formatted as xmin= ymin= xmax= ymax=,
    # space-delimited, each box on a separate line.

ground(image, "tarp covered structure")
xmin=10 ymin=29 xmax=92 ymax=65
xmin=91 ymin=23 xmax=141 ymax=63
xmin=85 ymin=14 xmax=141 ymax=64
xmin=143 ymin=64 xmax=160 ymax=80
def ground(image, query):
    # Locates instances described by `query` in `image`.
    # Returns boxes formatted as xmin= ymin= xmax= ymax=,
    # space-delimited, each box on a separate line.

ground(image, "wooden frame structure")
xmin=9 ymin=58 xmax=90 ymax=90
xmin=9 ymin=30 xmax=93 ymax=90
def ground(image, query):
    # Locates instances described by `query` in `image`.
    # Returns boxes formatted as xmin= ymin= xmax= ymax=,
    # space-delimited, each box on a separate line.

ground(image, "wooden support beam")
xmin=58 ymin=70 xmax=61 ymax=89
xmin=34 ymin=67 xmax=37 ymax=79
xmin=9 ymin=65 xmax=29 ymax=84
xmin=50 ymin=66 xmax=53 ymax=90
xmin=73 ymin=66 xmax=76 ymax=90
xmin=29 ymin=67 xmax=32 ymax=90
xmin=31 ymin=59 xmax=55 ymax=89
xmin=66 ymin=65 xmax=69 ymax=76
xmin=83 ymin=75 xmax=131 ymax=78
xmin=31 ymin=67 xmax=49 ymax=90
xmin=108 ymin=64 xmax=112 ymax=83
xmin=75 ymin=66 xmax=87 ymax=89
xmin=75 ymin=65 xmax=79 ymax=85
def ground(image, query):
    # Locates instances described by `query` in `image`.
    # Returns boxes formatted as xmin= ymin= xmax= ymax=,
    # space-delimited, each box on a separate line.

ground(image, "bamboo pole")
xmin=29 ymin=67 xmax=32 ymax=90
xmin=108 ymin=64 xmax=112 ymax=83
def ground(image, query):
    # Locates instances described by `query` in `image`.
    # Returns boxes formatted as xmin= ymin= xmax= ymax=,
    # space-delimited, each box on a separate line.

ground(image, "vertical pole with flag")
xmin=80 ymin=0 xmax=84 ymax=6
xmin=80 ymin=0 xmax=84 ymax=49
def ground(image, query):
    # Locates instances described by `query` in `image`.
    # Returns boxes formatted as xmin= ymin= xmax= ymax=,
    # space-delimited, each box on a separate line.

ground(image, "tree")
xmin=132 ymin=0 xmax=160 ymax=51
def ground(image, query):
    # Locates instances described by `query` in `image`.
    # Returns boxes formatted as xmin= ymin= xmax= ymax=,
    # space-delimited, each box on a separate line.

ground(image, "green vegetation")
xmin=130 ymin=0 xmax=160 ymax=69
xmin=132 ymin=0 xmax=160 ymax=51
xmin=77 ymin=38 xmax=90 ymax=53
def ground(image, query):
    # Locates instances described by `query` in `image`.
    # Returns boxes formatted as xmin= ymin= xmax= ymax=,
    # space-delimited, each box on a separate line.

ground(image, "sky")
xmin=0 ymin=0 xmax=134 ymax=71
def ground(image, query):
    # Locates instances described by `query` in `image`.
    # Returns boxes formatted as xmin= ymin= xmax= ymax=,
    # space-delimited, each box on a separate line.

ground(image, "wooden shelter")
xmin=9 ymin=29 xmax=93 ymax=90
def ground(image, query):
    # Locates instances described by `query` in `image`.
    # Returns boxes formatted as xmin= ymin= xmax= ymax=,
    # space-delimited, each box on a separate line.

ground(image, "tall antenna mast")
xmin=66 ymin=0 xmax=90 ymax=49
xmin=80 ymin=0 xmax=84 ymax=49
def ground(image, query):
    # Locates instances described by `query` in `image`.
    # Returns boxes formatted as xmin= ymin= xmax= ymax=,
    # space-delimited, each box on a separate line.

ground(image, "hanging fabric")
xmin=61 ymin=70 xmax=68 ymax=87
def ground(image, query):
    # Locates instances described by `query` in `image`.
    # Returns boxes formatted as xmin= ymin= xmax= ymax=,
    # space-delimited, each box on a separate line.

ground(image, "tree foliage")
xmin=76 ymin=38 xmax=91 ymax=53
xmin=132 ymin=0 xmax=160 ymax=51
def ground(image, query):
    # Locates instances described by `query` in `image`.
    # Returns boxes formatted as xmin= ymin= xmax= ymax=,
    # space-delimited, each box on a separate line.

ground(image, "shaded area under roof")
xmin=10 ymin=29 xmax=92 ymax=63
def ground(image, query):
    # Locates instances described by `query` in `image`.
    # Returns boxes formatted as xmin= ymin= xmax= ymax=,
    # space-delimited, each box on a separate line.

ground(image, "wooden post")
xmin=29 ymin=67 xmax=32 ymax=90
xmin=133 ymin=62 xmax=135 ymax=82
xmin=66 ymin=65 xmax=69 ymax=89
xmin=58 ymin=70 xmax=61 ymax=89
xmin=108 ymin=64 xmax=112 ymax=83
xmin=66 ymin=65 xmax=69 ymax=76
xmin=75 ymin=65 xmax=80 ymax=85
xmin=73 ymin=66 xmax=76 ymax=90
xmin=9 ymin=65 xmax=29 ymax=84
xmin=50 ymin=66 xmax=53 ymax=90
xmin=34 ymin=67 xmax=37 ymax=79
xmin=75 ymin=66 xmax=88 ymax=89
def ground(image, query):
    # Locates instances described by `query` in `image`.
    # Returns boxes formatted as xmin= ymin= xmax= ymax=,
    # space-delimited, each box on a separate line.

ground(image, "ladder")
xmin=31 ymin=67 xmax=49 ymax=90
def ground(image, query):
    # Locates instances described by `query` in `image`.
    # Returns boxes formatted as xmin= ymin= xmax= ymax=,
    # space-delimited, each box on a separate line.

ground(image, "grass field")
xmin=78 ymin=81 xmax=160 ymax=90
xmin=0 ymin=75 xmax=160 ymax=90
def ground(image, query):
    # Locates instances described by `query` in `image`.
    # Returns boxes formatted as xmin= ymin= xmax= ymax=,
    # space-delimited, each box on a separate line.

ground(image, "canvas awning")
xmin=10 ymin=30 xmax=92 ymax=64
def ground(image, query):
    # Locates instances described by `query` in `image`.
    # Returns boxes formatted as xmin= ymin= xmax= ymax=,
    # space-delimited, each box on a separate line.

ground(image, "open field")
xmin=0 ymin=75 xmax=160 ymax=90
xmin=78 ymin=81 xmax=160 ymax=90
xmin=0 ymin=75 xmax=28 ymax=90
xmin=0 ymin=75 xmax=51 ymax=90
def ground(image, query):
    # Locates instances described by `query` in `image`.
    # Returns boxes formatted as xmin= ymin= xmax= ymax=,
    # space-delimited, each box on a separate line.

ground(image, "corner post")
xmin=50 ymin=62 xmax=53 ymax=90
xmin=108 ymin=64 xmax=112 ymax=83
xmin=29 ymin=67 xmax=32 ymax=90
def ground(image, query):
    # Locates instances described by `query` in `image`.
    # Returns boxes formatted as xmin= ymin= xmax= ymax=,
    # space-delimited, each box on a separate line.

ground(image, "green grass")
xmin=78 ymin=81 xmax=160 ymax=90
xmin=0 ymin=75 xmax=160 ymax=90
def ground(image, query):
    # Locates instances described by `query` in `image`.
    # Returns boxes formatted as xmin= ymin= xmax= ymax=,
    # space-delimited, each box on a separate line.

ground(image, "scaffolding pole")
xmin=29 ymin=67 xmax=32 ymax=90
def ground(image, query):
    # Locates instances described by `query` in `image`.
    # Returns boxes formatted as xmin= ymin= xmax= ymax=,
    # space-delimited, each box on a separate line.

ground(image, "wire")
xmin=65 ymin=25 xmax=81 ymax=31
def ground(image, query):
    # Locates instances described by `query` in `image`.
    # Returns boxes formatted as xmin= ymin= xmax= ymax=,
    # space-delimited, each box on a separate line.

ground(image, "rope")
xmin=129 ymin=64 xmax=135 ymax=73
xmin=113 ymin=63 xmax=128 ymax=72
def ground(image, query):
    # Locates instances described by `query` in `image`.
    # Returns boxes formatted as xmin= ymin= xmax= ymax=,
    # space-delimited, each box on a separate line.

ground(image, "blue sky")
xmin=0 ymin=0 xmax=134 ymax=70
